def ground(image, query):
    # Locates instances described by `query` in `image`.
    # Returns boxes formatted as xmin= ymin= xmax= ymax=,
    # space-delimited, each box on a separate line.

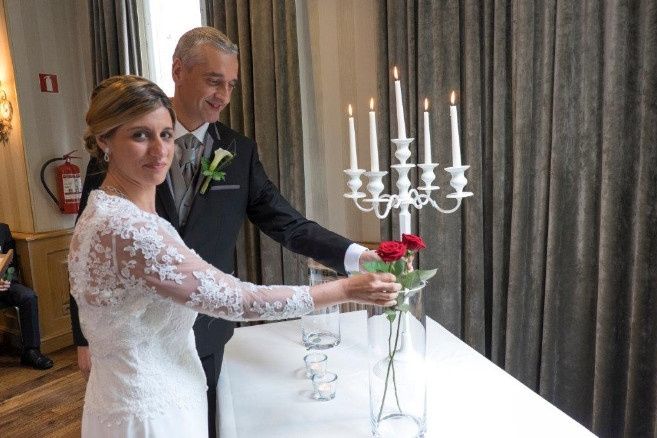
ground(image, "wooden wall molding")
xmin=0 ymin=229 xmax=74 ymax=354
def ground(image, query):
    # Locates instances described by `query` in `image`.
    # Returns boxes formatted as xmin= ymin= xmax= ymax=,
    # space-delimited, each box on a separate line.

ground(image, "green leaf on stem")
xmin=398 ymin=268 xmax=438 ymax=291
xmin=363 ymin=261 xmax=389 ymax=273
xmin=385 ymin=309 xmax=397 ymax=322
xmin=390 ymin=260 xmax=406 ymax=277
xmin=398 ymin=271 xmax=419 ymax=290
xmin=397 ymin=303 xmax=410 ymax=313
xmin=417 ymin=268 xmax=438 ymax=282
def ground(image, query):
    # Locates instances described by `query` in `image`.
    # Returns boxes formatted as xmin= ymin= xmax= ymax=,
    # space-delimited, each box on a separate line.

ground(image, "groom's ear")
xmin=172 ymin=58 xmax=183 ymax=84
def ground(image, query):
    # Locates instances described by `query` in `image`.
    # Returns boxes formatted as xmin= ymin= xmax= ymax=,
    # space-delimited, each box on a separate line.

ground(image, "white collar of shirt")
xmin=174 ymin=121 xmax=209 ymax=144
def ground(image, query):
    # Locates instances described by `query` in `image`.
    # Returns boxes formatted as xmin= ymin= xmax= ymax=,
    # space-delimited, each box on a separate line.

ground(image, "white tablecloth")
xmin=217 ymin=311 xmax=595 ymax=437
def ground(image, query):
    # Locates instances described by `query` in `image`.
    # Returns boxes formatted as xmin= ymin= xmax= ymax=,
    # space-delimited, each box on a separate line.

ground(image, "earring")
xmin=103 ymin=149 xmax=110 ymax=162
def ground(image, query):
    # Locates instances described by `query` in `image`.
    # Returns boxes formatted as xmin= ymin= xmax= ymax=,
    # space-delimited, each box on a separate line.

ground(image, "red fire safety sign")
xmin=39 ymin=73 xmax=59 ymax=93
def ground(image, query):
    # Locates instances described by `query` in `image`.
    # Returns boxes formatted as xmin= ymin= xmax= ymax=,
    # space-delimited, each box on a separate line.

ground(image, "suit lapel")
xmin=156 ymin=181 xmax=179 ymax=229
xmin=181 ymin=123 xmax=235 ymax=236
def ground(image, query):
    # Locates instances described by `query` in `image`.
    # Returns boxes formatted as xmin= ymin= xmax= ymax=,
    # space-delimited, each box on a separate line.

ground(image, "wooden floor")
xmin=0 ymin=346 xmax=84 ymax=437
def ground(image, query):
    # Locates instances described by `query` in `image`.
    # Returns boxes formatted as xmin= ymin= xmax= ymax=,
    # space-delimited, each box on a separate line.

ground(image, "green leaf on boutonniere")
xmin=211 ymin=171 xmax=226 ymax=181
xmin=385 ymin=309 xmax=397 ymax=322
xmin=200 ymin=148 xmax=235 ymax=194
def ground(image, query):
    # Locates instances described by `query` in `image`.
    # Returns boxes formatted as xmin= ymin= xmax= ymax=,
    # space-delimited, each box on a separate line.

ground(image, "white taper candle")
xmin=449 ymin=91 xmax=462 ymax=166
xmin=348 ymin=104 xmax=358 ymax=170
xmin=368 ymin=98 xmax=379 ymax=171
xmin=393 ymin=66 xmax=407 ymax=139
xmin=423 ymin=98 xmax=431 ymax=164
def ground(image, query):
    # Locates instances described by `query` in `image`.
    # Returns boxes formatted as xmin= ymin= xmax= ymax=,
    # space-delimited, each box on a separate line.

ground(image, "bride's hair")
xmin=83 ymin=75 xmax=175 ymax=166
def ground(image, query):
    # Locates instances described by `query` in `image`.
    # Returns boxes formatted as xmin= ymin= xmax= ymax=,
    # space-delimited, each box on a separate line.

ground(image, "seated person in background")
xmin=0 ymin=223 xmax=53 ymax=370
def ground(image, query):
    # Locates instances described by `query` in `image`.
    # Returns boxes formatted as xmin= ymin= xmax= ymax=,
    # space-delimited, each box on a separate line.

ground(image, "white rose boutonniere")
xmin=200 ymin=147 xmax=235 ymax=194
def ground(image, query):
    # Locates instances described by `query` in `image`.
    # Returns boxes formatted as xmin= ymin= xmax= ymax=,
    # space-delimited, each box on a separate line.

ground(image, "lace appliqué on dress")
xmin=68 ymin=190 xmax=317 ymax=427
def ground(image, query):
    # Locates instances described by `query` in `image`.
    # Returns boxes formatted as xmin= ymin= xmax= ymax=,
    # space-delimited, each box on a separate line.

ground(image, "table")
xmin=217 ymin=311 xmax=595 ymax=437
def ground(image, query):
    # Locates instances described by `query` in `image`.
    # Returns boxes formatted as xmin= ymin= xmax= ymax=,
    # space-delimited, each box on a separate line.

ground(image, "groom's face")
xmin=172 ymin=44 xmax=239 ymax=130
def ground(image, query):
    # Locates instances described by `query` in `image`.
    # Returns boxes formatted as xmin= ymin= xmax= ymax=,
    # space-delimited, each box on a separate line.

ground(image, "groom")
xmin=70 ymin=27 xmax=377 ymax=437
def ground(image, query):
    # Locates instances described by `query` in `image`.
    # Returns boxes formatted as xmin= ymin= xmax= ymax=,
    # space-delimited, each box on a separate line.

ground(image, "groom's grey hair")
xmin=173 ymin=27 xmax=238 ymax=67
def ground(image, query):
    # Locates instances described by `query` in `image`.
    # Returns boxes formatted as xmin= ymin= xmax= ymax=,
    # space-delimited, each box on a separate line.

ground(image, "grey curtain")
xmin=205 ymin=0 xmax=307 ymax=286
xmin=379 ymin=1 xmax=657 ymax=437
xmin=89 ymin=0 xmax=142 ymax=85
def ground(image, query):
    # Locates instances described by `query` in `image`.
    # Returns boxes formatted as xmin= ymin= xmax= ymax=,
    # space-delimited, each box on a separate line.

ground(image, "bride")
xmin=68 ymin=75 xmax=400 ymax=437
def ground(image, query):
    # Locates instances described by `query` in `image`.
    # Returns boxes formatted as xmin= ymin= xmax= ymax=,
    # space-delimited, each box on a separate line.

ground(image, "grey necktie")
xmin=177 ymin=133 xmax=202 ymax=187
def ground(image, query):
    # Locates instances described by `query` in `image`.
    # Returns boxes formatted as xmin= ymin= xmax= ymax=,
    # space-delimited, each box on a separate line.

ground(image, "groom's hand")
xmin=358 ymin=250 xmax=381 ymax=272
xmin=77 ymin=346 xmax=92 ymax=380
xmin=358 ymin=249 xmax=414 ymax=272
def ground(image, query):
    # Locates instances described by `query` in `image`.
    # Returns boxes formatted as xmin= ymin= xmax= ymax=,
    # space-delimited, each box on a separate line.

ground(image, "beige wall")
xmin=297 ymin=0 xmax=380 ymax=244
xmin=1 ymin=0 xmax=92 ymax=233
xmin=1 ymin=0 xmax=376 ymax=239
xmin=0 ymin=0 xmax=33 ymax=232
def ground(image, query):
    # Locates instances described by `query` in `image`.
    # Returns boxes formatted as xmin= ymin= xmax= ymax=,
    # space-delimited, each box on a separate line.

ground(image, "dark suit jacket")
xmin=70 ymin=121 xmax=353 ymax=357
xmin=0 ymin=223 xmax=19 ymax=279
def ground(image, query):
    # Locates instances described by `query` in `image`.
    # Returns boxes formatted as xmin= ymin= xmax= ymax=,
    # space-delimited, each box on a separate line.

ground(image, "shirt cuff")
xmin=344 ymin=243 xmax=369 ymax=274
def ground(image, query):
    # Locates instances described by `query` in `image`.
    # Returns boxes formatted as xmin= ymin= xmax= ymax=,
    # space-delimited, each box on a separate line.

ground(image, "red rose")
xmin=402 ymin=234 xmax=426 ymax=252
xmin=376 ymin=241 xmax=407 ymax=262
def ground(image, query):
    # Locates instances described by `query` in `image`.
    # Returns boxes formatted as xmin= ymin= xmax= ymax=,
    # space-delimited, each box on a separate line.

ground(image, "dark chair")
xmin=0 ymin=301 xmax=22 ymax=347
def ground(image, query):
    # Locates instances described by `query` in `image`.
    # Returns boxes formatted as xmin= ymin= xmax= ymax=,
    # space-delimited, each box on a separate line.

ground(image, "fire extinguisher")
xmin=40 ymin=150 xmax=82 ymax=214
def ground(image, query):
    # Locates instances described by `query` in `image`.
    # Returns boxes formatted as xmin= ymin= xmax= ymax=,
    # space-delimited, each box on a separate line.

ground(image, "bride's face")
xmin=98 ymin=106 xmax=175 ymax=188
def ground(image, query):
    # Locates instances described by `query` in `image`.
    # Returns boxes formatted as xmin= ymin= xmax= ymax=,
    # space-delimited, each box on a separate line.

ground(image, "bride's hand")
xmin=77 ymin=346 xmax=92 ymax=380
xmin=310 ymin=273 xmax=401 ymax=309
xmin=340 ymin=273 xmax=401 ymax=307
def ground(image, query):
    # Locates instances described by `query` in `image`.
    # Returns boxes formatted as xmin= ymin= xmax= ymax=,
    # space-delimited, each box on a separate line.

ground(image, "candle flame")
xmin=424 ymin=98 xmax=429 ymax=111
xmin=370 ymin=98 xmax=374 ymax=111
xmin=393 ymin=66 xmax=398 ymax=80
xmin=348 ymin=104 xmax=352 ymax=117
xmin=450 ymin=91 xmax=456 ymax=105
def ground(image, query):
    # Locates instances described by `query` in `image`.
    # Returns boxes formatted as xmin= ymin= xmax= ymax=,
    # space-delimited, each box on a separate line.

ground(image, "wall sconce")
xmin=0 ymin=81 xmax=14 ymax=144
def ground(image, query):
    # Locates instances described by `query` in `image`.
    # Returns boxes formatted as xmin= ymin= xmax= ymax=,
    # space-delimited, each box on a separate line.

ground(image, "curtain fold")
xmin=380 ymin=1 xmax=657 ymax=436
xmin=88 ymin=0 xmax=142 ymax=85
xmin=206 ymin=0 xmax=307 ymax=286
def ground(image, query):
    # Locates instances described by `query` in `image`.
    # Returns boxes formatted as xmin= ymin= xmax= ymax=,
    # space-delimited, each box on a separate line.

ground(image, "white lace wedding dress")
xmin=69 ymin=190 xmax=314 ymax=437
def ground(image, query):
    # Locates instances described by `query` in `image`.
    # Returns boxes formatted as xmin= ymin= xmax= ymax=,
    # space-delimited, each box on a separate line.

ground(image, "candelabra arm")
xmin=426 ymin=196 xmax=463 ymax=214
xmin=370 ymin=195 xmax=397 ymax=219
xmin=352 ymin=197 xmax=377 ymax=212
xmin=374 ymin=203 xmax=394 ymax=220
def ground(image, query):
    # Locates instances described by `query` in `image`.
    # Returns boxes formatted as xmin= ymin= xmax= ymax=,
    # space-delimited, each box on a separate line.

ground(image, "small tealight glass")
xmin=312 ymin=371 xmax=338 ymax=401
xmin=304 ymin=353 xmax=327 ymax=378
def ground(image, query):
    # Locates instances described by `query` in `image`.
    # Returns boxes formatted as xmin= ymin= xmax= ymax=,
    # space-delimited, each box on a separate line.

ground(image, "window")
xmin=140 ymin=0 xmax=203 ymax=96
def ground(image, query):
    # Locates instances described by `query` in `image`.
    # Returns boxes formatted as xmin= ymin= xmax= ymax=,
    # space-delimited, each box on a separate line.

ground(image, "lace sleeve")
xmin=88 ymin=211 xmax=313 ymax=321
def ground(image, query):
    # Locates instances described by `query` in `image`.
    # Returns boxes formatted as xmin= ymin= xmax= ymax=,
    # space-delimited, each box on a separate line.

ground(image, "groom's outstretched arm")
xmin=245 ymin=144 xmax=364 ymax=275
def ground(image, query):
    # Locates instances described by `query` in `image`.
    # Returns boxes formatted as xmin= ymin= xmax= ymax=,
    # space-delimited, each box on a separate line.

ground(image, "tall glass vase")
xmin=368 ymin=282 xmax=426 ymax=437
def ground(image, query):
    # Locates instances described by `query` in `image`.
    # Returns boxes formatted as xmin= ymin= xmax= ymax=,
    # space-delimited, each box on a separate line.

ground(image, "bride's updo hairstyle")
xmin=84 ymin=75 xmax=175 ymax=168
